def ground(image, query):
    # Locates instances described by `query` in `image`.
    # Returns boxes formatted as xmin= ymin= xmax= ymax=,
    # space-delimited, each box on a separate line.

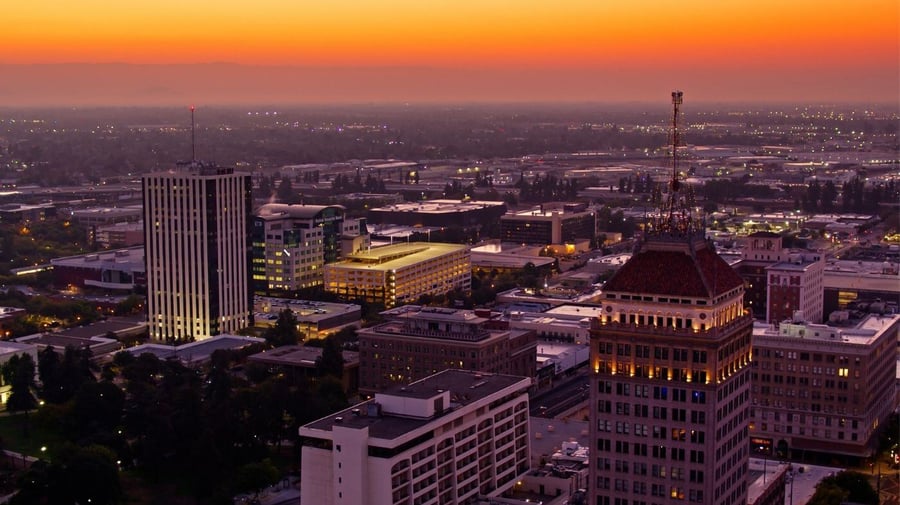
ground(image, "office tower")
xmin=588 ymin=91 xmax=753 ymax=505
xmin=300 ymin=369 xmax=532 ymax=505
xmin=251 ymin=203 xmax=367 ymax=294
xmin=143 ymin=163 xmax=252 ymax=341
xmin=750 ymin=314 xmax=899 ymax=460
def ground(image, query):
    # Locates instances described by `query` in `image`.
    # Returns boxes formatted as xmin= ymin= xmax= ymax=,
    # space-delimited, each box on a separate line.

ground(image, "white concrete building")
xmin=300 ymin=369 xmax=531 ymax=505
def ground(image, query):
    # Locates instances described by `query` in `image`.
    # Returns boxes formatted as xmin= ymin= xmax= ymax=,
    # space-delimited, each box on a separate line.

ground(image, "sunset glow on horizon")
xmin=3 ymin=0 xmax=898 ymax=104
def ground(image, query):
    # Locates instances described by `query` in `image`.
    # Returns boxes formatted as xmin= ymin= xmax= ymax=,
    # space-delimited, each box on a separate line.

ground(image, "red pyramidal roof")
xmin=603 ymin=240 xmax=743 ymax=298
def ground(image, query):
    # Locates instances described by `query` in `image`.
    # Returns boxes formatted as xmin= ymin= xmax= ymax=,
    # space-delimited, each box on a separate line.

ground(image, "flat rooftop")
xmin=302 ymin=370 xmax=529 ymax=440
xmin=753 ymin=313 xmax=899 ymax=345
xmin=54 ymin=316 xmax=146 ymax=339
xmin=330 ymin=242 xmax=467 ymax=271
xmin=0 ymin=340 xmax=36 ymax=356
xmin=50 ymin=246 xmax=145 ymax=269
xmin=248 ymin=345 xmax=359 ymax=368
xmin=18 ymin=333 xmax=115 ymax=350
xmin=766 ymin=260 xmax=819 ymax=271
xmin=71 ymin=206 xmax=142 ymax=217
xmin=127 ymin=335 xmax=265 ymax=364
xmin=471 ymin=251 xmax=555 ymax=270
xmin=254 ymin=297 xmax=361 ymax=324
xmin=544 ymin=304 xmax=604 ymax=319
xmin=370 ymin=199 xmax=504 ymax=214
xmin=508 ymin=207 xmax=590 ymax=218
xmin=746 ymin=458 xmax=789 ymax=505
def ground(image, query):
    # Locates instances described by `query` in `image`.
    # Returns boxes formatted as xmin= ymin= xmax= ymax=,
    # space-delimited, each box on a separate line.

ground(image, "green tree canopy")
xmin=3 ymin=353 xmax=37 ymax=415
xmin=316 ymin=336 xmax=344 ymax=379
xmin=264 ymin=309 xmax=300 ymax=348
xmin=808 ymin=470 xmax=878 ymax=505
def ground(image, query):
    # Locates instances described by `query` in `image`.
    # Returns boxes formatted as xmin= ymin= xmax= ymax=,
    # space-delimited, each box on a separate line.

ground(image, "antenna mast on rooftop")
xmin=670 ymin=90 xmax=683 ymax=196
xmin=646 ymin=90 xmax=701 ymax=240
xmin=190 ymin=105 xmax=196 ymax=163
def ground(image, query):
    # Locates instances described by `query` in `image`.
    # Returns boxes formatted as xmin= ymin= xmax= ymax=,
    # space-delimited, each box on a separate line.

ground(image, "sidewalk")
xmin=235 ymin=479 xmax=300 ymax=505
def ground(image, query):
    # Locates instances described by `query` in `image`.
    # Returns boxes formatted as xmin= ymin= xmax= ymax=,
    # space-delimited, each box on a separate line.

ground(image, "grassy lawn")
xmin=0 ymin=411 xmax=67 ymax=459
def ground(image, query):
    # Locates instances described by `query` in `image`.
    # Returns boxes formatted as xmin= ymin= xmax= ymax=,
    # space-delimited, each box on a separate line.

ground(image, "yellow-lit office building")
xmin=323 ymin=242 xmax=470 ymax=308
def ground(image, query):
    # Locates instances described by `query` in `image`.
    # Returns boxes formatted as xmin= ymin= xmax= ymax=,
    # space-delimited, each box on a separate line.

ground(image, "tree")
xmin=264 ymin=309 xmax=300 ymax=348
xmin=316 ymin=336 xmax=344 ymax=379
xmin=114 ymin=294 xmax=144 ymax=316
xmin=67 ymin=381 xmax=125 ymax=440
xmin=234 ymin=459 xmax=280 ymax=502
xmin=37 ymin=346 xmax=63 ymax=403
xmin=820 ymin=180 xmax=837 ymax=213
xmin=276 ymin=177 xmax=296 ymax=204
xmin=10 ymin=444 xmax=123 ymax=505
xmin=3 ymin=353 xmax=38 ymax=419
xmin=808 ymin=470 xmax=878 ymax=505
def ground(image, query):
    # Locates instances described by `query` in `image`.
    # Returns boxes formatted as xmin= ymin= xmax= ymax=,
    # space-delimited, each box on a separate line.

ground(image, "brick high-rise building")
xmin=765 ymin=254 xmax=825 ymax=324
xmin=589 ymin=229 xmax=753 ymax=504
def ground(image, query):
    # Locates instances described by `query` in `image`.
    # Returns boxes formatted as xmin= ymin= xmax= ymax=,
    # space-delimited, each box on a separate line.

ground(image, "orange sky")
xmin=2 ymin=0 xmax=898 ymax=104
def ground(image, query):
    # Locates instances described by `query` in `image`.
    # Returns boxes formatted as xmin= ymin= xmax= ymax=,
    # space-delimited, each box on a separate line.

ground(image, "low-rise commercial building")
xmin=253 ymin=297 xmax=361 ymax=341
xmin=357 ymin=305 xmax=536 ymax=395
xmin=324 ymin=242 xmax=470 ymax=308
xmin=500 ymin=203 xmax=597 ymax=246
xmin=51 ymin=246 xmax=146 ymax=291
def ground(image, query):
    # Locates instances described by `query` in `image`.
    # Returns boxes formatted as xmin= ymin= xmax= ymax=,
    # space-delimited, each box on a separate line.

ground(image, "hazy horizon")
xmin=1 ymin=62 xmax=898 ymax=108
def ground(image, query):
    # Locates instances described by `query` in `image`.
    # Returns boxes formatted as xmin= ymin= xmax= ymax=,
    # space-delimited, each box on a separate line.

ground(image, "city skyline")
xmin=2 ymin=0 xmax=898 ymax=105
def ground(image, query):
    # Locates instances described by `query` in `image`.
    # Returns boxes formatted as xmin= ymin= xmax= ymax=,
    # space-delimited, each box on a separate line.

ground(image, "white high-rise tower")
xmin=143 ymin=162 xmax=252 ymax=341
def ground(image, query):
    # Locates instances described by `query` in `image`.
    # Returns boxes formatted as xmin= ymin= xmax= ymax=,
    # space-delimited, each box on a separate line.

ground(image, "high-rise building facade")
xmin=300 ymin=369 xmax=532 ymax=505
xmin=589 ymin=233 xmax=753 ymax=505
xmin=251 ymin=203 xmax=366 ymax=294
xmin=143 ymin=163 xmax=252 ymax=341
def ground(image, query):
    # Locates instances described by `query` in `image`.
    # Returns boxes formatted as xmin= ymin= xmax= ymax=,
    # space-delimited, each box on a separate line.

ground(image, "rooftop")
xmin=254 ymin=297 xmax=361 ymax=324
xmin=544 ymin=304 xmax=604 ymax=319
xmin=248 ymin=344 xmax=359 ymax=368
xmin=753 ymin=313 xmax=899 ymax=345
xmin=301 ymin=370 xmax=529 ymax=440
xmin=50 ymin=246 xmax=145 ymax=270
xmin=126 ymin=334 xmax=265 ymax=364
xmin=255 ymin=203 xmax=345 ymax=220
xmin=602 ymin=238 xmax=743 ymax=298
xmin=370 ymin=199 xmax=505 ymax=214
xmin=329 ymin=242 xmax=467 ymax=271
